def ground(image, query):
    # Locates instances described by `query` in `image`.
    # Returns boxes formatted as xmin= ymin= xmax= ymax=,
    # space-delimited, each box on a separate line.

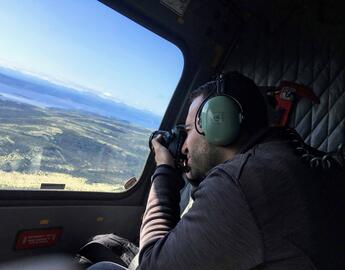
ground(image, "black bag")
xmin=76 ymin=234 xmax=138 ymax=268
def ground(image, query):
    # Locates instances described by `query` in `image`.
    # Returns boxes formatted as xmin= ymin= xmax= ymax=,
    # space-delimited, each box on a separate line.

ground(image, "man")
xmin=89 ymin=72 xmax=344 ymax=270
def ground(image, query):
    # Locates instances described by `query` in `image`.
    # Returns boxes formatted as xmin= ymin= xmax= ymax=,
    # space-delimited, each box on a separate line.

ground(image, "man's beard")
xmin=187 ymin=140 xmax=223 ymax=180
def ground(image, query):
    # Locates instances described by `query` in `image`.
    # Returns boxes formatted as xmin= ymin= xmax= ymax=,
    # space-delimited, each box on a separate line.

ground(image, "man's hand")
xmin=151 ymin=135 xmax=175 ymax=168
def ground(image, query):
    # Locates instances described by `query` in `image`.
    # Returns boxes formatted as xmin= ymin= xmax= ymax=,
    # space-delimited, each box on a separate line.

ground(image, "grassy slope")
xmin=0 ymin=99 xmax=152 ymax=191
xmin=0 ymin=171 xmax=123 ymax=192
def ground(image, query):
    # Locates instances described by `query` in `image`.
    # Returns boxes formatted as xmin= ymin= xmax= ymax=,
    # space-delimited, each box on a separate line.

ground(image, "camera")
xmin=149 ymin=124 xmax=188 ymax=170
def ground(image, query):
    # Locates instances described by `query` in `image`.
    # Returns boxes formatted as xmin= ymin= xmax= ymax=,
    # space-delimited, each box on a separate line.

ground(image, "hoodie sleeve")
xmin=138 ymin=165 xmax=263 ymax=270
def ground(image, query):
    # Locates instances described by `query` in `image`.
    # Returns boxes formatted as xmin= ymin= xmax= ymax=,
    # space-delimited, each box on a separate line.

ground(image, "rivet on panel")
xmin=40 ymin=219 xmax=49 ymax=225
xmin=177 ymin=17 xmax=184 ymax=24
xmin=96 ymin=217 xmax=104 ymax=222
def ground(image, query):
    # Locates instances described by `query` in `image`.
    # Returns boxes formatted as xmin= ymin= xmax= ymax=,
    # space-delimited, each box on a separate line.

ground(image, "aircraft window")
xmin=0 ymin=0 xmax=183 ymax=192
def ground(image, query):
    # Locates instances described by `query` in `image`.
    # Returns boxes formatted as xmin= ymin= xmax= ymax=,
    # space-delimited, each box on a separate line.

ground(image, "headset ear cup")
xmin=200 ymin=96 xmax=242 ymax=145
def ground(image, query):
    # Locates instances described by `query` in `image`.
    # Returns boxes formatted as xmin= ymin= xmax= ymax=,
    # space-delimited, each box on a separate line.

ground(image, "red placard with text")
xmin=15 ymin=228 xmax=62 ymax=250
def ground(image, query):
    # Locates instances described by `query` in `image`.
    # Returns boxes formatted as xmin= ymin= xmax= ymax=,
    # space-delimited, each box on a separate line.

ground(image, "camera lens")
xmin=149 ymin=125 xmax=187 ymax=170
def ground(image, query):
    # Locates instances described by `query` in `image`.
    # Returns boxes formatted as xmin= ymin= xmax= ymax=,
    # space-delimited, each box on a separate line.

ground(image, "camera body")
xmin=149 ymin=124 xmax=187 ymax=170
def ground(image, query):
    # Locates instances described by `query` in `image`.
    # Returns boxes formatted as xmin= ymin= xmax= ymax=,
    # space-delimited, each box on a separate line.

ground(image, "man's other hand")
xmin=151 ymin=135 xmax=175 ymax=168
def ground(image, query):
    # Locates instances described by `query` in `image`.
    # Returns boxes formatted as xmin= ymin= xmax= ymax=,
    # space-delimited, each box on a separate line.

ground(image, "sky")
xmin=0 ymin=0 xmax=184 ymax=116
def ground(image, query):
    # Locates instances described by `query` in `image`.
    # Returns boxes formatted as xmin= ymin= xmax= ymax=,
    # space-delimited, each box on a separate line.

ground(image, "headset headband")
xmin=217 ymin=73 xmax=244 ymax=113
xmin=216 ymin=73 xmax=223 ymax=95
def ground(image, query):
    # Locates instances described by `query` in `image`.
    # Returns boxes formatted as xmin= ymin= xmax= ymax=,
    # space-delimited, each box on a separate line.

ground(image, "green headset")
xmin=195 ymin=74 xmax=244 ymax=145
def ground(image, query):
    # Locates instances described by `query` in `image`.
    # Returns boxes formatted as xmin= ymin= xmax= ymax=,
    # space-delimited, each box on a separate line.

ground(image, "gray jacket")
xmin=139 ymin=128 xmax=344 ymax=270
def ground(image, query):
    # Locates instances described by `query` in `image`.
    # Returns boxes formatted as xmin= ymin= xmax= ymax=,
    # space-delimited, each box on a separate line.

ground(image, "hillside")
xmin=0 ymin=99 xmax=152 ymax=191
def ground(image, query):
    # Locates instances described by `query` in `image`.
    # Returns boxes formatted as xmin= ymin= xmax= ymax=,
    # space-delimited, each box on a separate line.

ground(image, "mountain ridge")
xmin=0 ymin=65 xmax=161 ymax=129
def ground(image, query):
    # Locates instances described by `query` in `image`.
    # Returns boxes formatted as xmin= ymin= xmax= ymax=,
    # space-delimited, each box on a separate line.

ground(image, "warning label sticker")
xmin=15 ymin=228 xmax=62 ymax=250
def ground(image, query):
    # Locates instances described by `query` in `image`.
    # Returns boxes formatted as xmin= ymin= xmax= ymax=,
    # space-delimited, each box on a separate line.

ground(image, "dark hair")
xmin=190 ymin=71 xmax=268 ymax=133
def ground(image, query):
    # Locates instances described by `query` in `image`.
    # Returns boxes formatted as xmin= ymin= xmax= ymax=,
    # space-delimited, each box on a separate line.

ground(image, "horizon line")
xmin=0 ymin=61 xmax=162 ymax=117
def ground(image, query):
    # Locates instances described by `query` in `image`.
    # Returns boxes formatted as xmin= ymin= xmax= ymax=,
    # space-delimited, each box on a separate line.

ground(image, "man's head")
xmin=182 ymin=71 xmax=268 ymax=179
